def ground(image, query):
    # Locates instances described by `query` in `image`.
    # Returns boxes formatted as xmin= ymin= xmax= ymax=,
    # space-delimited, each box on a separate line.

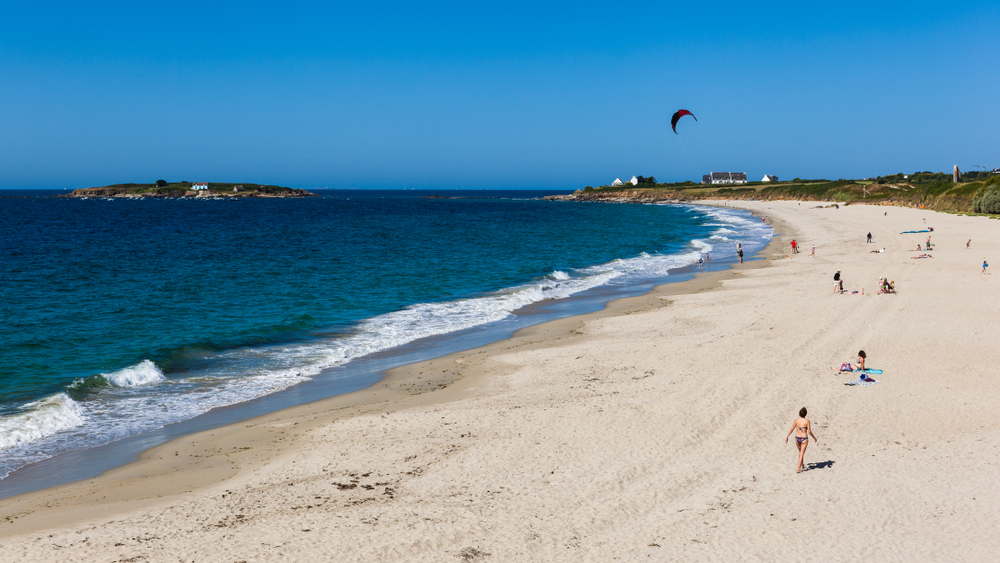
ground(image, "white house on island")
xmin=612 ymin=178 xmax=624 ymax=186
xmin=761 ymin=175 xmax=779 ymax=182
xmin=192 ymin=182 xmax=209 ymax=190
xmin=630 ymin=176 xmax=639 ymax=185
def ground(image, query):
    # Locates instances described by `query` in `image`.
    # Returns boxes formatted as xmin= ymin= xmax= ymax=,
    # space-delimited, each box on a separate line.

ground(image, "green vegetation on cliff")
xmin=576 ymin=172 xmax=999 ymax=214
xmin=62 ymin=182 xmax=316 ymax=198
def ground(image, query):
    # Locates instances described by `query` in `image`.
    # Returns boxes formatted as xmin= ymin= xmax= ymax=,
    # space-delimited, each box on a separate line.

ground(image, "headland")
xmin=59 ymin=182 xmax=316 ymax=198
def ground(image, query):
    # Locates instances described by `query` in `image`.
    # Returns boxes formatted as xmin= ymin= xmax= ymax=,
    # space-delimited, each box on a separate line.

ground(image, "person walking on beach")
xmin=698 ymin=256 xmax=704 ymax=271
xmin=810 ymin=245 xmax=815 ymax=257
xmin=791 ymin=239 xmax=798 ymax=254
xmin=967 ymin=239 xmax=971 ymax=249
xmin=982 ymin=259 xmax=989 ymax=274
xmin=737 ymin=243 xmax=743 ymax=264
xmin=785 ymin=407 xmax=818 ymax=473
xmin=866 ymin=232 xmax=872 ymax=243
xmin=705 ymin=253 xmax=710 ymax=268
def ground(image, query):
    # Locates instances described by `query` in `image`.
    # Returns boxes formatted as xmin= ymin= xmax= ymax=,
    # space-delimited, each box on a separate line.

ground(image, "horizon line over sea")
xmin=0 ymin=192 xmax=772 ymax=495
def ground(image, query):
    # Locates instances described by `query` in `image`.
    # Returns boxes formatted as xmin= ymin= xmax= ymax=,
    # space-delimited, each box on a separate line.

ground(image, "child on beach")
xmin=983 ymin=260 xmax=989 ymax=274
xmin=785 ymin=407 xmax=818 ymax=473
xmin=811 ymin=246 xmax=815 ymax=257
xmin=967 ymin=239 xmax=971 ymax=249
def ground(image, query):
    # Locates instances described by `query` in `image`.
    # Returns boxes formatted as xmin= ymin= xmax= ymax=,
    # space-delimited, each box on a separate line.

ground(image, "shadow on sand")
xmin=805 ymin=460 xmax=835 ymax=471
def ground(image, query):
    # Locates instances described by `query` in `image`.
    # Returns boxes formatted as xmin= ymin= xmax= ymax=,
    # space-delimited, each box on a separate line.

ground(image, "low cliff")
xmin=60 ymin=183 xmax=317 ymax=198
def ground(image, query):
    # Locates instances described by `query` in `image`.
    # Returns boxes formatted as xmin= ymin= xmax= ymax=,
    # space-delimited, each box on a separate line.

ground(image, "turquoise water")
xmin=0 ymin=190 xmax=772 ymax=479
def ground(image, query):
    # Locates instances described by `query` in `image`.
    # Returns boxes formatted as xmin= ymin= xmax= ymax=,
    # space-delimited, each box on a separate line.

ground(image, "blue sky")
xmin=1 ymin=1 xmax=998 ymax=189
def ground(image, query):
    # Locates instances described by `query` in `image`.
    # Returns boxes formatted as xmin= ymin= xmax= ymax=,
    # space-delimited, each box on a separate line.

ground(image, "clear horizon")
xmin=2 ymin=1 xmax=998 ymax=190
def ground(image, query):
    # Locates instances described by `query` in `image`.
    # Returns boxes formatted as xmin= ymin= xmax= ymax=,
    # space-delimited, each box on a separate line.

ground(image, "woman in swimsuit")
xmin=785 ymin=407 xmax=819 ymax=473
xmin=857 ymin=350 xmax=866 ymax=371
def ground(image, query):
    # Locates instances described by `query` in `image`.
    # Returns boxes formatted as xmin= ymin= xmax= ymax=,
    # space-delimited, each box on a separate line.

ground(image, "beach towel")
xmin=859 ymin=369 xmax=883 ymax=375
xmin=900 ymin=229 xmax=931 ymax=234
xmin=844 ymin=378 xmax=882 ymax=386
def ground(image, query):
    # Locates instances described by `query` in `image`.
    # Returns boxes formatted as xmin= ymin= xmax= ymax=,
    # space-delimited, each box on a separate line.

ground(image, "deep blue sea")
xmin=0 ymin=189 xmax=772 ymax=480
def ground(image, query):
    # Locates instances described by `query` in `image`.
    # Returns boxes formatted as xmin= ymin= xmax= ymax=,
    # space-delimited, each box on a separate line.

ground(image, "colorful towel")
xmin=900 ymin=229 xmax=931 ymax=234
xmin=859 ymin=369 xmax=883 ymax=375
xmin=845 ymin=378 xmax=882 ymax=386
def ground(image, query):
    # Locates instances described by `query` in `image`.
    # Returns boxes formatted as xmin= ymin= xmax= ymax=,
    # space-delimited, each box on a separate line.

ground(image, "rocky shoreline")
xmin=59 ymin=185 xmax=317 ymax=199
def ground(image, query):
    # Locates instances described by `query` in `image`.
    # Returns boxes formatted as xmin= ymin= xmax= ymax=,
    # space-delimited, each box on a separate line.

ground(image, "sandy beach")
xmin=2 ymin=200 xmax=999 ymax=562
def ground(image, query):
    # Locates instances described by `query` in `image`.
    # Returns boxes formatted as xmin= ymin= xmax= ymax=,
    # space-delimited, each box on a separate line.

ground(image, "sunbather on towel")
xmin=833 ymin=350 xmax=867 ymax=372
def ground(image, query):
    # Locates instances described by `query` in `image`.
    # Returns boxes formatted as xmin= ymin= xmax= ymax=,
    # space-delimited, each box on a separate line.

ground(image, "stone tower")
xmin=954 ymin=165 xmax=961 ymax=182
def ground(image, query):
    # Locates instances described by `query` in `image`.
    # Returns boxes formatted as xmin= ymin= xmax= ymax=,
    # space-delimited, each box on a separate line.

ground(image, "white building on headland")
xmin=761 ymin=175 xmax=778 ymax=182
xmin=704 ymin=172 xmax=748 ymax=184
xmin=192 ymin=182 xmax=209 ymax=190
xmin=630 ymin=176 xmax=639 ymax=185
xmin=612 ymin=178 xmax=624 ymax=186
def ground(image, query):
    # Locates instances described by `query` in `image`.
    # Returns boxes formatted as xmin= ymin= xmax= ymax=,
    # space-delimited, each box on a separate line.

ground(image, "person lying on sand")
xmin=870 ymin=248 xmax=886 ymax=253
xmin=785 ymin=407 xmax=818 ymax=473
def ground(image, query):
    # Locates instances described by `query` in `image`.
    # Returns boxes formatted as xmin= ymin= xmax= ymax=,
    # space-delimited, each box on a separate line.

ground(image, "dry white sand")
xmin=2 ymin=201 xmax=999 ymax=562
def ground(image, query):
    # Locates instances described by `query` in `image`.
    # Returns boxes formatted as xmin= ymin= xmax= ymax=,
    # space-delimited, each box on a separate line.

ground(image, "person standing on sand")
xmin=810 ymin=245 xmax=815 ymax=257
xmin=983 ymin=259 xmax=989 ymax=274
xmin=867 ymin=232 xmax=872 ymax=243
xmin=705 ymin=253 xmax=710 ymax=268
xmin=967 ymin=239 xmax=971 ymax=249
xmin=785 ymin=407 xmax=818 ymax=473
xmin=833 ymin=270 xmax=842 ymax=293
xmin=737 ymin=243 xmax=743 ymax=264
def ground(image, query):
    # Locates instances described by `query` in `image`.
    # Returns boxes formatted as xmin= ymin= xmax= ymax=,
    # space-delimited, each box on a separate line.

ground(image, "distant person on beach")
xmin=983 ymin=260 xmax=989 ymax=274
xmin=737 ymin=243 xmax=743 ymax=264
xmin=856 ymin=350 xmax=867 ymax=370
xmin=698 ymin=257 xmax=704 ymax=271
xmin=926 ymin=235 xmax=932 ymax=249
xmin=967 ymin=239 xmax=971 ymax=249
xmin=791 ymin=240 xmax=798 ymax=253
xmin=867 ymin=232 xmax=872 ymax=243
xmin=705 ymin=253 xmax=710 ymax=267
xmin=810 ymin=245 xmax=815 ymax=257
xmin=785 ymin=407 xmax=818 ymax=473
xmin=833 ymin=270 xmax=842 ymax=293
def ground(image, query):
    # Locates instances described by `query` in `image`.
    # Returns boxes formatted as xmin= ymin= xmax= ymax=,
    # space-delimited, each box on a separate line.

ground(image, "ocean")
xmin=0 ymin=189 xmax=772 ymax=483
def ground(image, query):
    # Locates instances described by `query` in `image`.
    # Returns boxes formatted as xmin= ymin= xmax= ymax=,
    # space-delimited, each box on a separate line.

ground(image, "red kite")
xmin=671 ymin=109 xmax=697 ymax=134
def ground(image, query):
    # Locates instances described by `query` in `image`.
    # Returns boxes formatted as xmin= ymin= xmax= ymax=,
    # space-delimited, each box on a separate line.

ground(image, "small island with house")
xmin=59 ymin=180 xmax=317 ymax=198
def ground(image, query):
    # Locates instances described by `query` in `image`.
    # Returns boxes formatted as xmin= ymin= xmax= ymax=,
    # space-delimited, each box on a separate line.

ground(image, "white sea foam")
xmin=102 ymin=360 xmax=165 ymax=387
xmin=0 ymin=393 xmax=85 ymax=450
xmin=0 ymin=203 xmax=774 ymax=480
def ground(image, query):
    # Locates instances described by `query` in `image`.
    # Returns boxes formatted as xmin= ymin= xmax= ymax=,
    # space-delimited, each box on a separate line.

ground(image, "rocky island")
xmin=60 ymin=181 xmax=317 ymax=199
